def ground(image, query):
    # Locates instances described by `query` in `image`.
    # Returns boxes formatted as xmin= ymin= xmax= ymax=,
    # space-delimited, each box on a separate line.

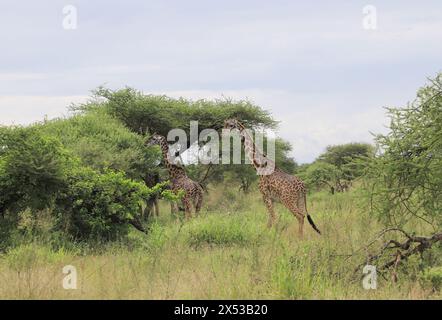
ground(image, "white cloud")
xmin=0 ymin=95 xmax=89 ymax=126
xmin=0 ymin=73 xmax=49 ymax=81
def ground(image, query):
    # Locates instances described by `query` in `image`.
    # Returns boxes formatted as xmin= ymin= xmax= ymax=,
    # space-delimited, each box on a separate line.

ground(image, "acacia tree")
xmin=299 ymin=161 xmax=340 ymax=194
xmin=75 ymin=87 xmax=292 ymax=191
xmin=76 ymin=87 xmax=277 ymax=147
xmin=319 ymin=143 xmax=374 ymax=191
xmin=357 ymin=74 xmax=442 ymax=278
xmin=367 ymin=74 xmax=442 ymax=229
xmin=298 ymin=143 xmax=373 ymax=194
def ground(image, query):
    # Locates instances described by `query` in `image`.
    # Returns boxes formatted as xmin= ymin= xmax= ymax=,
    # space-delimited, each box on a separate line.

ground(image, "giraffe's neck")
xmin=158 ymin=140 xmax=186 ymax=179
xmin=238 ymin=127 xmax=270 ymax=171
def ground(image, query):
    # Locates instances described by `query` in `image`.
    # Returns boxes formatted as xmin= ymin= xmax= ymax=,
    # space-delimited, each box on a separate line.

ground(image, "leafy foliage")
xmin=366 ymin=73 xmax=442 ymax=228
xmin=72 ymin=87 xmax=291 ymax=191
xmin=319 ymin=143 xmax=374 ymax=181
xmin=54 ymin=167 xmax=150 ymax=241
xmin=0 ymin=127 xmax=72 ymax=215
xmin=298 ymin=162 xmax=340 ymax=193
xmin=38 ymin=111 xmax=158 ymax=180
xmin=76 ymin=87 xmax=277 ymax=145
xmin=0 ymin=125 xmax=166 ymax=243
xmin=319 ymin=143 xmax=374 ymax=168
xmin=299 ymin=142 xmax=374 ymax=193
xmin=420 ymin=266 xmax=442 ymax=291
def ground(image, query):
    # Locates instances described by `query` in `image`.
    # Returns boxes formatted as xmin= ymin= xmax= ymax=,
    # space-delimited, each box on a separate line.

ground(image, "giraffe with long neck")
xmin=224 ymin=119 xmax=321 ymax=237
xmin=147 ymin=134 xmax=203 ymax=218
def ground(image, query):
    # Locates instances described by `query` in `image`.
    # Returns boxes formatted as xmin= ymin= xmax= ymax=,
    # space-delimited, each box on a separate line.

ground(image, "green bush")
xmin=0 ymin=125 xmax=160 ymax=244
xmin=38 ymin=111 xmax=158 ymax=180
xmin=55 ymin=167 xmax=150 ymax=241
xmin=0 ymin=126 xmax=72 ymax=216
xmin=420 ymin=267 xmax=442 ymax=291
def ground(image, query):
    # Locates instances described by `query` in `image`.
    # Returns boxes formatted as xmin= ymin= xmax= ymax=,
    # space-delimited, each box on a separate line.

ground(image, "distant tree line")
xmin=297 ymin=142 xmax=374 ymax=194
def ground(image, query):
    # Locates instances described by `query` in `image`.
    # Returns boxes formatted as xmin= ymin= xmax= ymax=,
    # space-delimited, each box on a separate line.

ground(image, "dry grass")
xmin=0 ymin=187 xmax=440 ymax=299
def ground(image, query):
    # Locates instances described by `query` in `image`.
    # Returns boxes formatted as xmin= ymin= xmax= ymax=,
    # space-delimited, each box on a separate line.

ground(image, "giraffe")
xmin=223 ymin=119 xmax=321 ymax=237
xmin=146 ymin=134 xmax=203 ymax=219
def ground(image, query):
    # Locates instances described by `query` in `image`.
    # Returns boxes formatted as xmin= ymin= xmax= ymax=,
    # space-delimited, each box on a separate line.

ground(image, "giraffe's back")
xmin=260 ymin=168 xmax=306 ymax=202
xmin=173 ymin=176 xmax=202 ymax=196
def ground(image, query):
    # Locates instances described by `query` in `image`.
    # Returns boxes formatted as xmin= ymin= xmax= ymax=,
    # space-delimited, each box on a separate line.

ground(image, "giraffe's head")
xmin=224 ymin=118 xmax=244 ymax=131
xmin=146 ymin=133 xmax=166 ymax=147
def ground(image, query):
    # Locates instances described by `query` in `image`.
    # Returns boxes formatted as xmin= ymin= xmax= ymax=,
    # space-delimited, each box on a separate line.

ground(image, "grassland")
xmin=0 ymin=187 xmax=439 ymax=299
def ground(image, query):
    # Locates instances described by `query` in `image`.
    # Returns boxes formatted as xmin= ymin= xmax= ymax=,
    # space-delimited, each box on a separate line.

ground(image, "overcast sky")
xmin=1 ymin=1 xmax=441 ymax=163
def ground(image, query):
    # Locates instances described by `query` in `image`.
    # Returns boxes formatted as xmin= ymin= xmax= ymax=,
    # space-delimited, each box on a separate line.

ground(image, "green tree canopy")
xmin=299 ymin=142 xmax=374 ymax=193
xmin=319 ymin=142 xmax=374 ymax=179
xmin=74 ymin=88 xmax=277 ymax=138
xmin=298 ymin=161 xmax=340 ymax=194
xmin=75 ymin=87 xmax=278 ymax=149
xmin=73 ymin=87 xmax=296 ymax=190
xmin=37 ymin=111 xmax=158 ymax=180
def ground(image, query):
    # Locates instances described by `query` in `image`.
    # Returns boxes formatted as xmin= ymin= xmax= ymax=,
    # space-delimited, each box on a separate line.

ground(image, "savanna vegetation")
xmin=0 ymin=74 xmax=441 ymax=299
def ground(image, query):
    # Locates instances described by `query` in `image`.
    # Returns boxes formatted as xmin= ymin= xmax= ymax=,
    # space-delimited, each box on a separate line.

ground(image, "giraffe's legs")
xmin=296 ymin=215 xmax=304 ymax=238
xmin=194 ymin=193 xmax=203 ymax=215
xmin=171 ymin=202 xmax=177 ymax=213
xmin=262 ymin=195 xmax=276 ymax=228
xmin=285 ymin=201 xmax=305 ymax=238
xmin=183 ymin=197 xmax=193 ymax=220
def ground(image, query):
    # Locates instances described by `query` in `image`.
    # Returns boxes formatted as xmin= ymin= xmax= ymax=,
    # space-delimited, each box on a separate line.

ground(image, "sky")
xmin=1 ymin=1 xmax=441 ymax=163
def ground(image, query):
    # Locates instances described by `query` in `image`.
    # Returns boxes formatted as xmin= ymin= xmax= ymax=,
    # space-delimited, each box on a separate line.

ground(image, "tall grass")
xmin=0 ymin=187 xmax=439 ymax=299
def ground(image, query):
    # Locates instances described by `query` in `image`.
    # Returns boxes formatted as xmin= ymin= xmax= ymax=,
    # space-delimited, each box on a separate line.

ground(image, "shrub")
xmin=420 ymin=267 xmax=442 ymax=292
xmin=54 ymin=167 xmax=150 ymax=241
xmin=0 ymin=126 xmax=159 ymax=243
xmin=0 ymin=126 xmax=72 ymax=217
xmin=38 ymin=111 xmax=158 ymax=180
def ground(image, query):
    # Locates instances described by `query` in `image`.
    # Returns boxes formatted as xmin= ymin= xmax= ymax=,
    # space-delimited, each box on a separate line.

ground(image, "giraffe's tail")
xmin=304 ymin=193 xmax=321 ymax=235
xmin=307 ymin=214 xmax=321 ymax=235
